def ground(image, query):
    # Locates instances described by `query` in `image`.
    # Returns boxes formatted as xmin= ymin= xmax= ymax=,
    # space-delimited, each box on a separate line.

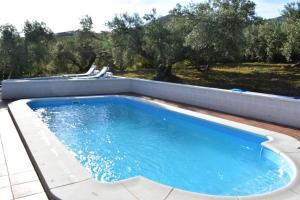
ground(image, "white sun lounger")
xmin=62 ymin=64 xmax=98 ymax=77
xmin=21 ymin=64 xmax=98 ymax=80
xmin=71 ymin=66 xmax=110 ymax=79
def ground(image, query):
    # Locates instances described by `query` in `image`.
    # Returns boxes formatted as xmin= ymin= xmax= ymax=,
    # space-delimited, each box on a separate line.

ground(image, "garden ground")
xmin=116 ymin=63 xmax=300 ymax=96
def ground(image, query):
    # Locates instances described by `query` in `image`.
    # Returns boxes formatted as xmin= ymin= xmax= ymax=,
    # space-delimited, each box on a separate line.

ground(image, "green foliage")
xmin=1 ymin=0 xmax=300 ymax=81
xmin=53 ymin=16 xmax=113 ymax=73
xmin=244 ymin=22 xmax=286 ymax=62
xmin=283 ymin=2 xmax=300 ymax=20
xmin=107 ymin=13 xmax=145 ymax=71
xmin=261 ymin=22 xmax=286 ymax=62
xmin=282 ymin=20 xmax=300 ymax=61
xmin=281 ymin=2 xmax=300 ymax=62
xmin=185 ymin=0 xmax=256 ymax=63
xmin=143 ymin=9 xmax=184 ymax=66
xmin=0 ymin=24 xmax=26 ymax=78
xmin=0 ymin=16 xmax=114 ymax=79
xmin=243 ymin=1 xmax=300 ymax=63
xmin=23 ymin=21 xmax=54 ymax=75
xmin=107 ymin=8 xmax=187 ymax=79
xmin=80 ymin=15 xmax=93 ymax=32
xmin=51 ymin=37 xmax=78 ymax=73
xmin=94 ymin=31 xmax=114 ymax=67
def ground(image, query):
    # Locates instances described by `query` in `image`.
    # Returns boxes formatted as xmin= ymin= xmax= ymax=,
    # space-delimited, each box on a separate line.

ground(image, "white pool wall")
xmin=2 ymin=77 xmax=300 ymax=128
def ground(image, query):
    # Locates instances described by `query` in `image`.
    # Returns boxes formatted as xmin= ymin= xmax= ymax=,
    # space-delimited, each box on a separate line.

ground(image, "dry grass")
xmin=116 ymin=63 xmax=300 ymax=96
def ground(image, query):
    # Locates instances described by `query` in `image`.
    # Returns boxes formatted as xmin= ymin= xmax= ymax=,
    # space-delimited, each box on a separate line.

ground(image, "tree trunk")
xmin=8 ymin=70 xmax=13 ymax=79
xmin=87 ymin=52 xmax=97 ymax=69
xmin=154 ymin=64 xmax=174 ymax=81
xmin=197 ymin=64 xmax=210 ymax=72
xmin=291 ymin=62 xmax=300 ymax=68
xmin=69 ymin=58 xmax=82 ymax=70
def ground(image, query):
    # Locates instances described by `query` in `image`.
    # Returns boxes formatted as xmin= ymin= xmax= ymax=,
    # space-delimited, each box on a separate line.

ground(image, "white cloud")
xmin=253 ymin=0 xmax=291 ymax=19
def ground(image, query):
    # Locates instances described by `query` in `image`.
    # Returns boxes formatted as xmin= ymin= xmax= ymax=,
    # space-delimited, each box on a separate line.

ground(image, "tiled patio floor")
xmin=0 ymin=92 xmax=299 ymax=200
xmin=0 ymin=108 xmax=48 ymax=200
xmin=0 ymin=90 xmax=48 ymax=200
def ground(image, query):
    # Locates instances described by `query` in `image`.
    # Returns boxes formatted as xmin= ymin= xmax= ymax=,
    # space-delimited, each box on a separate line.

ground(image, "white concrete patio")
xmin=0 ymin=97 xmax=48 ymax=200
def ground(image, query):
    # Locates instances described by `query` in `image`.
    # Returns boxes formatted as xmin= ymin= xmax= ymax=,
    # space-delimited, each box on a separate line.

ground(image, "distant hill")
xmin=55 ymin=31 xmax=78 ymax=37
xmin=266 ymin=16 xmax=284 ymax=22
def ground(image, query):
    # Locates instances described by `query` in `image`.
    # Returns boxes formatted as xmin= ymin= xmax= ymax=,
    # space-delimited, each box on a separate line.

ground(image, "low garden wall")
xmin=131 ymin=78 xmax=300 ymax=129
xmin=1 ymin=78 xmax=131 ymax=99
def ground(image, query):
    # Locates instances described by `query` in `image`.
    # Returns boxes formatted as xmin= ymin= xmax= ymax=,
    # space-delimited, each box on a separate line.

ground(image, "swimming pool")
xmin=27 ymin=96 xmax=294 ymax=196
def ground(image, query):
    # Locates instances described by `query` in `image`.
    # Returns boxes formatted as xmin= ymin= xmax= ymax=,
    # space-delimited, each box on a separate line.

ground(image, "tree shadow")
xmin=171 ymin=69 xmax=300 ymax=96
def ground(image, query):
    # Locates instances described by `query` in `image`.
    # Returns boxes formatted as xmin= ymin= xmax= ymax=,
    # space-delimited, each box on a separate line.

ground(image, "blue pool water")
xmin=28 ymin=96 xmax=292 ymax=196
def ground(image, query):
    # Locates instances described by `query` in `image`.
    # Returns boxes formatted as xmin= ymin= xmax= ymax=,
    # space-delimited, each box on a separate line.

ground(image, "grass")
xmin=115 ymin=63 xmax=300 ymax=96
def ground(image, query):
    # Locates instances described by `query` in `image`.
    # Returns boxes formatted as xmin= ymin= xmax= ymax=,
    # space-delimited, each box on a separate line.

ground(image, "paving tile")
xmin=15 ymin=192 xmax=48 ymax=200
xmin=166 ymin=189 xmax=238 ymax=200
xmin=5 ymin=157 xmax=34 ymax=175
xmin=0 ymin=187 xmax=13 ymax=200
xmin=238 ymin=190 xmax=300 ymax=200
xmin=0 ymin=141 xmax=5 ymax=165
xmin=0 ymin=163 xmax=8 ymax=177
xmin=50 ymin=179 xmax=136 ymax=200
xmin=265 ymin=133 xmax=300 ymax=153
xmin=286 ymin=152 xmax=300 ymax=195
xmin=0 ymin=111 xmax=35 ymax=174
xmin=0 ymin=176 xmax=10 ymax=189
xmin=25 ymin=136 xmax=91 ymax=189
xmin=10 ymin=170 xmax=39 ymax=186
xmin=121 ymin=176 xmax=172 ymax=200
xmin=12 ymin=180 xmax=44 ymax=199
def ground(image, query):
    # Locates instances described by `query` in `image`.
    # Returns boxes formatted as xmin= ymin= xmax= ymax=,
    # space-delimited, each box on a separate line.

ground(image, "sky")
xmin=0 ymin=0 xmax=293 ymax=33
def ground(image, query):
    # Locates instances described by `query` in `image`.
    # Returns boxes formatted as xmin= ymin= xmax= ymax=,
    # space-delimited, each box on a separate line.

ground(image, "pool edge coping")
xmin=8 ymin=95 xmax=300 ymax=200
